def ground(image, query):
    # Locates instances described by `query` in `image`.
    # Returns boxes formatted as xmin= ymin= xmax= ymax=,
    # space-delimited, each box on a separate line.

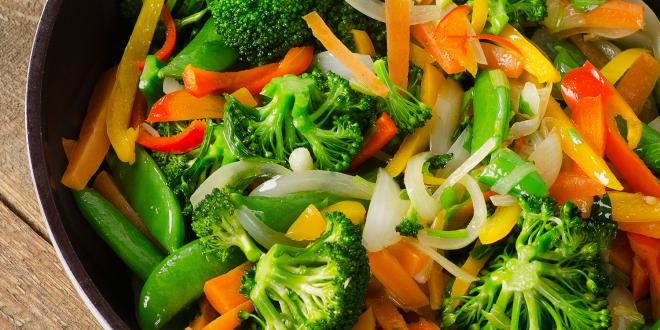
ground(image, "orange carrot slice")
xmin=385 ymin=0 xmax=410 ymax=88
xmin=204 ymin=262 xmax=252 ymax=314
xmin=368 ymin=250 xmax=429 ymax=309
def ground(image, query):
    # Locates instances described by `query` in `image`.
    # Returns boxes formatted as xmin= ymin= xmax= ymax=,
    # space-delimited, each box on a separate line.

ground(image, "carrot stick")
xmin=627 ymin=232 xmax=660 ymax=319
xmin=366 ymin=296 xmax=409 ymax=330
xmin=352 ymin=307 xmax=376 ymax=330
xmin=202 ymin=300 xmax=253 ymax=330
xmin=229 ymin=88 xmax=258 ymax=107
xmin=204 ymin=262 xmax=253 ymax=314
xmin=616 ymin=52 xmax=660 ymax=114
xmin=183 ymin=63 xmax=278 ymax=97
xmin=387 ymin=241 xmax=431 ymax=280
xmin=367 ymin=249 xmax=429 ymax=310
xmin=349 ymin=113 xmax=398 ymax=170
xmin=618 ymin=221 xmax=660 ymax=239
xmin=188 ymin=297 xmax=219 ymax=330
xmin=385 ymin=0 xmax=410 ymax=88
xmin=631 ymin=255 xmax=650 ymax=301
xmin=428 ymin=263 xmax=446 ymax=310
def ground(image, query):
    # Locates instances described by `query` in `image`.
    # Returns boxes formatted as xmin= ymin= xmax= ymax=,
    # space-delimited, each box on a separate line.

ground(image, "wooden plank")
xmin=0 ymin=200 xmax=100 ymax=328
xmin=0 ymin=0 xmax=49 ymax=238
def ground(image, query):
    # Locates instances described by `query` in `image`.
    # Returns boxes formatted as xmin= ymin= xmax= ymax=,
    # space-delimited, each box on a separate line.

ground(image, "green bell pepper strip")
xmin=158 ymin=19 xmax=238 ymax=79
xmin=478 ymin=148 xmax=548 ymax=197
xmin=138 ymin=240 xmax=244 ymax=330
xmin=139 ymin=55 xmax=166 ymax=108
xmin=107 ymin=147 xmax=184 ymax=254
xmin=73 ymin=188 xmax=164 ymax=280
xmin=470 ymin=69 xmax=512 ymax=153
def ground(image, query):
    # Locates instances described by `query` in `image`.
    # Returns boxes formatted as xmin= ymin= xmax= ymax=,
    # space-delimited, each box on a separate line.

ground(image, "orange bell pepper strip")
xmin=61 ymin=68 xmax=116 ymax=190
xmin=106 ymin=0 xmax=164 ymax=164
xmin=303 ymin=12 xmax=388 ymax=97
xmin=136 ymin=119 xmax=206 ymax=153
xmin=545 ymin=99 xmax=622 ymax=190
xmin=571 ymin=95 xmax=606 ymax=156
xmin=433 ymin=5 xmax=473 ymax=75
xmin=387 ymin=241 xmax=431 ymax=279
xmin=631 ymin=255 xmax=650 ymax=301
xmin=499 ymin=25 xmax=560 ymax=83
xmin=188 ymin=297 xmax=219 ymax=330
xmin=478 ymin=42 xmax=524 ymax=79
xmin=352 ymin=308 xmax=376 ymax=330
xmin=618 ymin=221 xmax=660 ymax=239
xmin=451 ymin=252 xmax=492 ymax=299
xmin=411 ymin=23 xmax=465 ymax=75
xmin=202 ymin=300 xmax=253 ymax=330
xmin=610 ymin=192 xmax=660 ymax=223
xmin=366 ymin=296 xmax=409 ymax=330
xmin=244 ymin=47 xmax=314 ymax=93
xmin=367 ymin=249 xmax=429 ymax=310
xmin=204 ymin=262 xmax=252 ymax=314
xmin=605 ymin=117 xmax=660 ymax=197
xmin=615 ymin=53 xmax=660 ymax=114
xmin=385 ymin=0 xmax=410 ymax=88
xmin=549 ymin=171 xmax=605 ymax=217
xmin=407 ymin=318 xmax=440 ymax=330
xmin=230 ymin=87 xmax=258 ymax=107
xmin=349 ymin=113 xmax=398 ymax=170
xmin=146 ymin=90 xmax=225 ymax=123
xmin=352 ymin=30 xmax=376 ymax=56
xmin=627 ymin=232 xmax=660 ymax=319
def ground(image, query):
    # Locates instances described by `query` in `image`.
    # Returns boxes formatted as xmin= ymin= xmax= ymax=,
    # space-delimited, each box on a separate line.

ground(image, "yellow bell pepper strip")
xmin=286 ymin=204 xmax=325 ymax=241
xmin=428 ymin=262 xmax=446 ymax=310
xmin=323 ymin=201 xmax=366 ymax=225
xmin=450 ymin=251 xmax=493 ymax=299
xmin=499 ymin=25 xmax=561 ymax=84
xmin=352 ymin=307 xmax=376 ymax=330
xmin=61 ymin=68 xmax=116 ymax=190
xmin=367 ymin=249 xmax=430 ymax=310
xmin=229 ymin=87 xmax=258 ymax=107
xmin=106 ymin=0 xmax=165 ymax=164
xmin=303 ymin=12 xmax=388 ymax=97
xmin=600 ymin=48 xmax=650 ymax=84
xmin=146 ymin=90 xmax=225 ymax=123
xmin=619 ymin=221 xmax=660 ymax=239
xmin=385 ymin=64 xmax=444 ymax=177
xmin=352 ymin=30 xmax=376 ymax=56
xmin=478 ymin=204 xmax=521 ymax=244
xmin=409 ymin=43 xmax=434 ymax=69
xmin=545 ymin=99 xmax=623 ymax=190
xmin=385 ymin=0 xmax=410 ymax=88
xmin=610 ymin=192 xmax=660 ymax=223
xmin=615 ymin=53 xmax=660 ymax=115
xmin=423 ymin=175 xmax=446 ymax=186
xmin=471 ymin=0 xmax=488 ymax=34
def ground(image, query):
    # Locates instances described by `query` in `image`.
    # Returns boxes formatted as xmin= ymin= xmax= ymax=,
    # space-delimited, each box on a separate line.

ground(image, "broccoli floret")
xmin=192 ymin=188 xmax=263 ymax=262
xmin=224 ymin=73 xmax=369 ymax=171
xmin=396 ymin=217 xmax=423 ymax=238
xmin=373 ymin=59 xmax=432 ymax=133
xmin=240 ymin=212 xmax=370 ymax=330
xmin=483 ymin=0 xmax=548 ymax=34
xmin=325 ymin=2 xmax=387 ymax=55
xmin=152 ymin=121 xmax=237 ymax=217
xmin=442 ymin=194 xmax=616 ymax=329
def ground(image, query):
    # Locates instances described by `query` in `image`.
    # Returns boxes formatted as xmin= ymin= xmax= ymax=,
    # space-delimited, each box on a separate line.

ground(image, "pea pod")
xmin=73 ymin=188 xmax=164 ymax=280
xmin=470 ymin=69 xmax=512 ymax=152
xmin=138 ymin=240 xmax=244 ymax=329
xmin=158 ymin=19 xmax=238 ymax=79
xmin=107 ymin=147 xmax=184 ymax=253
xmin=478 ymin=148 xmax=548 ymax=197
xmin=139 ymin=55 xmax=165 ymax=107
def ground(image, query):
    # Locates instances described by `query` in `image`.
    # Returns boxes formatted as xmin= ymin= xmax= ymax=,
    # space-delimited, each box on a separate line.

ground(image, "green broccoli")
xmin=224 ymin=73 xmax=371 ymax=171
xmin=482 ymin=0 xmax=548 ymax=35
xmin=396 ymin=216 xmax=423 ymax=238
xmin=324 ymin=2 xmax=387 ymax=55
xmin=152 ymin=121 xmax=236 ymax=217
xmin=192 ymin=188 xmax=263 ymax=262
xmin=373 ymin=59 xmax=432 ymax=134
xmin=240 ymin=212 xmax=370 ymax=330
xmin=442 ymin=194 xmax=617 ymax=329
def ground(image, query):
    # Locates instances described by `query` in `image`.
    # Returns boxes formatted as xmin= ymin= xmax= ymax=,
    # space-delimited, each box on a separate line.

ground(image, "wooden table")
xmin=0 ymin=0 xmax=100 ymax=328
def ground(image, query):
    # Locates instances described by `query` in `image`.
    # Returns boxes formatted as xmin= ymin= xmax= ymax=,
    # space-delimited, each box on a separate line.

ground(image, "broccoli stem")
xmin=510 ymin=292 xmax=523 ymax=329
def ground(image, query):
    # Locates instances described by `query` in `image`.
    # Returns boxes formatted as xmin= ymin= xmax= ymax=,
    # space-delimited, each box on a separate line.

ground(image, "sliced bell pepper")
xmin=385 ymin=0 xmax=410 ymax=88
xmin=630 ymin=255 xmax=650 ymax=301
xmin=571 ymin=95 xmax=606 ymax=156
xmin=407 ymin=319 xmax=440 ymax=330
xmin=136 ymin=119 xmax=206 ymax=153
xmin=130 ymin=92 xmax=147 ymax=129
xmin=618 ymin=221 xmax=660 ymax=239
xmin=627 ymin=232 xmax=660 ymax=319
xmin=451 ymin=252 xmax=492 ymax=298
xmin=478 ymin=42 xmax=524 ymax=79
xmin=471 ymin=0 xmax=488 ymax=34
xmin=478 ymin=204 xmax=521 ymax=244
xmin=203 ymin=300 xmax=253 ymax=330
xmin=387 ymin=241 xmax=431 ymax=280
xmin=546 ymin=0 xmax=644 ymax=39
xmin=286 ymin=204 xmax=325 ymax=241
xmin=107 ymin=0 xmax=164 ymax=164
xmin=434 ymin=5 xmax=475 ymax=76
xmin=187 ymin=297 xmax=218 ymax=330
xmin=349 ymin=113 xmax=398 ymax=170
xmin=322 ymin=201 xmax=366 ymax=225
xmin=367 ymin=249 xmax=429 ymax=310
xmin=146 ymin=90 xmax=225 ymax=123
xmin=549 ymin=171 xmax=605 ymax=217
xmin=545 ymin=99 xmax=622 ymax=190
xmin=61 ymin=68 xmax=115 ymax=190
xmin=499 ymin=25 xmax=560 ymax=83
xmin=366 ymin=296 xmax=409 ymax=330
xmin=229 ymin=87 xmax=258 ymax=107
xmin=428 ymin=262 xmax=445 ymax=310
xmin=609 ymin=192 xmax=660 ymax=223
xmin=153 ymin=5 xmax=176 ymax=62
xmin=600 ymin=48 xmax=649 ymax=84
xmin=615 ymin=52 xmax=660 ymax=115
xmin=409 ymin=43 xmax=435 ymax=69
xmin=352 ymin=308 xmax=376 ymax=330
xmin=352 ymin=29 xmax=376 ymax=56
xmin=411 ymin=23 xmax=464 ymax=74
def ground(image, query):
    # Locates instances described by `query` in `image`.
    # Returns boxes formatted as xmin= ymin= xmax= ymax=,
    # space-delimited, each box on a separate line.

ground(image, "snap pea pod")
xmin=478 ymin=148 xmax=548 ymax=197
xmin=635 ymin=123 xmax=660 ymax=175
xmin=138 ymin=240 xmax=244 ymax=329
xmin=73 ymin=188 xmax=164 ymax=280
xmin=158 ymin=19 xmax=238 ymax=79
xmin=107 ymin=147 xmax=184 ymax=254
xmin=139 ymin=55 xmax=165 ymax=107
xmin=470 ymin=69 xmax=512 ymax=153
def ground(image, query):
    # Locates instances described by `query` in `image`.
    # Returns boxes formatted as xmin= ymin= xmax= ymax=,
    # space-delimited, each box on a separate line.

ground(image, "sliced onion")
xmin=362 ymin=169 xmax=409 ymax=252
xmin=544 ymin=0 xmax=641 ymax=39
xmin=405 ymin=152 xmax=439 ymax=224
xmin=430 ymin=79 xmax=464 ymax=154
xmin=316 ymin=51 xmax=374 ymax=81
xmin=617 ymin=0 xmax=660 ymax=60
xmin=251 ymin=170 xmax=375 ymax=200
xmin=490 ymin=194 xmax=517 ymax=207
xmin=433 ymin=137 xmax=496 ymax=198
xmin=235 ymin=206 xmax=305 ymax=249
xmin=467 ymin=24 xmax=487 ymax=65
xmin=509 ymin=83 xmax=552 ymax=139
xmin=528 ymin=130 xmax=562 ymax=187
xmin=345 ymin=0 xmax=446 ymax=25
xmin=649 ymin=116 xmax=660 ymax=131
xmin=608 ymin=285 xmax=645 ymax=330
xmin=420 ymin=175 xmax=487 ymax=250
xmin=408 ymin=239 xmax=478 ymax=282
xmin=437 ymin=130 xmax=471 ymax=178
xmin=288 ymin=147 xmax=314 ymax=172
xmin=191 ymin=161 xmax=291 ymax=208
xmin=141 ymin=123 xmax=160 ymax=137
xmin=491 ymin=163 xmax=536 ymax=195
xmin=162 ymin=77 xmax=184 ymax=94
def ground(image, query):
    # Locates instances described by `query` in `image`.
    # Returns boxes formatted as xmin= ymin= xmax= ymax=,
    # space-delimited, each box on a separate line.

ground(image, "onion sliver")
xmin=362 ymin=169 xmax=409 ymax=252
xmin=190 ymin=161 xmax=290 ymax=208
xmin=236 ymin=206 xmax=305 ymax=249
xmin=409 ymin=240 xmax=477 ymax=282
xmin=288 ymin=147 xmax=314 ymax=172
xmin=316 ymin=51 xmax=374 ymax=81
xmin=509 ymin=83 xmax=552 ymax=139
xmin=437 ymin=130 xmax=470 ymax=178
xmin=649 ymin=116 xmax=660 ymax=131
xmin=528 ymin=130 xmax=562 ymax=187
xmin=490 ymin=194 xmax=517 ymax=207
xmin=251 ymin=170 xmax=375 ymax=200
xmin=433 ymin=137 xmax=496 ymax=198
xmin=163 ymin=77 xmax=184 ymax=94
xmin=405 ymin=152 xmax=439 ymax=224
xmin=430 ymin=79 xmax=464 ymax=154
xmin=141 ymin=123 xmax=160 ymax=137
xmin=420 ymin=175 xmax=487 ymax=250
xmin=345 ymin=0 xmax=445 ymax=25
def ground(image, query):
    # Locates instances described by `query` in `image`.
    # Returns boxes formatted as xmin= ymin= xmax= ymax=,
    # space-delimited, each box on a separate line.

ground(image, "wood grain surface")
xmin=0 ymin=0 xmax=100 ymax=328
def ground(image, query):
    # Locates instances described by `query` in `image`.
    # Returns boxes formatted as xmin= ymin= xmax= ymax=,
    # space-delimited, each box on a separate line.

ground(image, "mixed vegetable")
xmin=61 ymin=0 xmax=660 ymax=328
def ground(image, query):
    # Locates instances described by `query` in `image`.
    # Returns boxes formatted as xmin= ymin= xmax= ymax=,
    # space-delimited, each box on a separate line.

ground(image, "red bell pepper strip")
xmin=605 ymin=117 xmax=660 ymax=197
xmin=182 ymin=47 xmax=313 ymax=97
xmin=136 ymin=120 xmax=206 ymax=153
xmin=571 ymin=95 xmax=606 ymax=156
xmin=627 ymin=232 xmax=660 ymax=319
xmin=349 ymin=113 xmax=398 ymax=171
xmin=137 ymin=6 xmax=177 ymax=69
xmin=146 ymin=90 xmax=225 ymax=123
xmin=412 ymin=23 xmax=464 ymax=75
